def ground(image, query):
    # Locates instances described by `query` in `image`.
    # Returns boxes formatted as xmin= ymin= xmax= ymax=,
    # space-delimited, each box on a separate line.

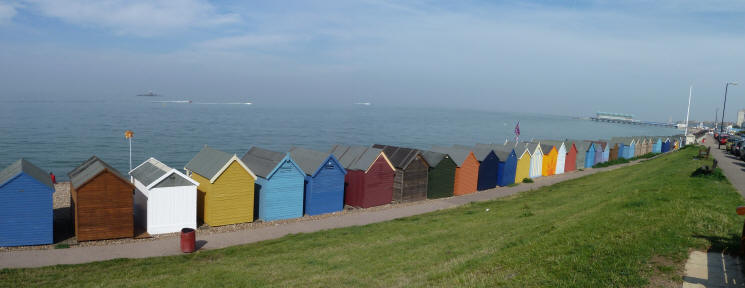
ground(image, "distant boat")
xmin=137 ymin=90 xmax=161 ymax=97
xmin=354 ymin=102 xmax=372 ymax=106
xmin=151 ymin=100 xmax=191 ymax=104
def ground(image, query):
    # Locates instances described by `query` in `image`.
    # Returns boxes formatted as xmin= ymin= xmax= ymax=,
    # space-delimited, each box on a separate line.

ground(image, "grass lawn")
xmin=1 ymin=146 xmax=743 ymax=287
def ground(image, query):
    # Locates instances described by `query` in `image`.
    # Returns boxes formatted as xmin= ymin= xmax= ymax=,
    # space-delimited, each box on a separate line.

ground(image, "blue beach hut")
xmin=289 ymin=147 xmax=347 ymax=216
xmin=653 ymin=138 xmax=662 ymax=153
xmin=0 ymin=159 xmax=54 ymax=246
xmin=477 ymin=144 xmax=517 ymax=187
xmin=242 ymin=146 xmax=306 ymax=222
xmin=457 ymin=145 xmax=498 ymax=190
xmin=601 ymin=141 xmax=610 ymax=162
xmin=625 ymin=139 xmax=636 ymax=159
xmin=585 ymin=143 xmax=596 ymax=168
xmin=662 ymin=138 xmax=671 ymax=153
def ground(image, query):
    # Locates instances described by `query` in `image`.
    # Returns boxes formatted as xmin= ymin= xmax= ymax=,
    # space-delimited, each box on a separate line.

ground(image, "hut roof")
xmin=68 ymin=156 xmax=130 ymax=189
xmin=539 ymin=143 xmax=554 ymax=154
xmin=329 ymin=145 xmax=391 ymax=171
xmin=431 ymin=146 xmax=473 ymax=166
xmin=453 ymin=144 xmax=493 ymax=161
xmin=419 ymin=150 xmax=448 ymax=168
xmin=185 ymin=146 xmax=233 ymax=179
xmin=289 ymin=147 xmax=333 ymax=176
xmin=372 ymin=144 xmax=425 ymax=169
xmin=241 ymin=146 xmax=286 ymax=179
xmin=475 ymin=143 xmax=514 ymax=161
xmin=130 ymin=158 xmax=198 ymax=188
xmin=0 ymin=158 xmax=53 ymax=189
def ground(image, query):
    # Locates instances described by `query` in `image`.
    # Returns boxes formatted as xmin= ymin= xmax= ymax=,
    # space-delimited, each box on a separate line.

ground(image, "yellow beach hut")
xmin=540 ymin=143 xmax=557 ymax=177
xmin=513 ymin=143 xmax=532 ymax=183
xmin=184 ymin=146 xmax=257 ymax=226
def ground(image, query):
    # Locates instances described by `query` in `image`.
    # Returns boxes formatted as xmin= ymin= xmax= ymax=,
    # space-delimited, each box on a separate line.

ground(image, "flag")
xmin=514 ymin=121 xmax=520 ymax=142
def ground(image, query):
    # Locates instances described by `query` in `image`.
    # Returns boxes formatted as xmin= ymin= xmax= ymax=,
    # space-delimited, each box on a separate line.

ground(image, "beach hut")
xmin=372 ymin=145 xmax=429 ymax=203
xmin=329 ymin=145 xmax=395 ymax=208
xmin=567 ymin=140 xmax=589 ymax=170
xmin=185 ymin=146 xmax=256 ymax=226
xmin=653 ymin=138 xmax=662 ymax=153
xmin=455 ymin=145 xmax=499 ymax=190
xmin=540 ymin=140 xmax=567 ymax=175
xmin=662 ymin=138 xmax=671 ymax=153
xmin=609 ymin=142 xmax=620 ymax=161
xmin=241 ymin=146 xmax=305 ymax=221
xmin=68 ymin=156 xmax=133 ymax=241
xmin=289 ymin=147 xmax=347 ymax=216
xmin=511 ymin=143 xmax=533 ymax=181
xmin=131 ymin=158 xmax=200 ymax=235
xmin=527 ymin=143 xmax=544 ymax=178
xmin=476 ymin=144 xmax=518 ymax=186
xmin=585 ymin=142 xmax=596 ymax=168
xmin=539 ymin=143 xmax=557 ymax=177
xmin=0 ymin=159 xmax=54 ymax=246
xmin=593 ymin=142 xmax=604 ymax=165
xmin=431 ymin=146 xmax=480 ymax=195
xmin=601 ymin=141 xmax=610 ymax=162
xmin=635 ymin=138 xmax=644 ymax=156
xmin=626 ymin=139 xmax=637 ymax=158
xmin=565 ymin=142 xmax=577 ymax=172
xmin=419 ymin=150 xmax=457 ymax=199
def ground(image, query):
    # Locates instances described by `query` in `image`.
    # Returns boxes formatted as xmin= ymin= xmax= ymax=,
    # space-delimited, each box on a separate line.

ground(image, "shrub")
xmin=522 ymin=178 xmax=534 ymax=183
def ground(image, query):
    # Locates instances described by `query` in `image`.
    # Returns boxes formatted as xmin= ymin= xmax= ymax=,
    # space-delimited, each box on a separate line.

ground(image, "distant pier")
xmin=589 ymin=117 xmax=676 ymax=128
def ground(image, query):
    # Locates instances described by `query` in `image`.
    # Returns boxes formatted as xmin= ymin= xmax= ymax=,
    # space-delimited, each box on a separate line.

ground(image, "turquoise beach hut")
xmin=653 ymin=138 xmax=662 ymax=153
xmin=241 ymin=146 xmax=306 ymax=222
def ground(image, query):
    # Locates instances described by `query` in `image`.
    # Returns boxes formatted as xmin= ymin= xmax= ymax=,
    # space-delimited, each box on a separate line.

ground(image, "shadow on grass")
xmin=688 ymin=233 xmax=745 ymax=286
xmin=692 ymin=233 xmax=741 ymax=254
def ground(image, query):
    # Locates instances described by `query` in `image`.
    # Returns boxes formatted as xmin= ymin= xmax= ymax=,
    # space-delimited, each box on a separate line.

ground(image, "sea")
xmin=0 ymin=99 xmax=679 ymax=180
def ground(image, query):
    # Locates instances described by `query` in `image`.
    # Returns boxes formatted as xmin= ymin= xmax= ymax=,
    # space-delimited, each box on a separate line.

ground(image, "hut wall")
xmin=73 ymin=171 xmax=133 ymax=241
xmin=427 ymin=157 xmax=456 ymax=199
xmin=529 ymin=151 xmax=543 ymax=178
xmin=565 ymin=144 xmax=577 ymax=172
xmin=191 ymin=161 xmax=254 ymax=226
xmin=594 ymin=145 xmax=603 ymax=164
xmin=454 ymin=153 xmax=479 ymax=196
xmin=542 ymin=148 xmax=556 ymax=177
xmin=496 ymin=152 xmax=517 ymax=187
xmin=585 ymin=147 xmax=595 ymax=168
xmin=362 ymin=157 xmax=394 ymax=207
xmin=0 ymin=174 xmax=53 ymax=246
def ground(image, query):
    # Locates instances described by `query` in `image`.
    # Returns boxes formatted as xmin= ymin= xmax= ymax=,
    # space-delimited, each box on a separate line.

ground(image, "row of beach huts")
xmin=0 ymin=135 xmax=685 ymax=246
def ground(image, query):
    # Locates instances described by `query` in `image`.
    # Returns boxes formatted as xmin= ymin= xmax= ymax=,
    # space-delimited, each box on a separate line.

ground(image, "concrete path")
xmin=0 ymin=159 xmax=642 ymax=269
xmin=682 ymin=136 xmax=745 ymax=287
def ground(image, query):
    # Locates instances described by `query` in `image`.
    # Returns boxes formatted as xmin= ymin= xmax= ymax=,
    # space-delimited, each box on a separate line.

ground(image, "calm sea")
xmin=0 ymin=99 xmax=679 ymax=180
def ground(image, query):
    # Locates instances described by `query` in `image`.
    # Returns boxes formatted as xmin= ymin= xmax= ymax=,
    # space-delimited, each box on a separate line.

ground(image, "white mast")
xmin=684 ymin=85 xmax=692 ymax=137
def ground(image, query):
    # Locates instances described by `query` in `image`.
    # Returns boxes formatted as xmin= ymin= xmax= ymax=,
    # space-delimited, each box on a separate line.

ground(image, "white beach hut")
xmin=130 ymin=158 xmax=200 ymax=235
xmin=527 ymin=143 xmax=543 ymax=178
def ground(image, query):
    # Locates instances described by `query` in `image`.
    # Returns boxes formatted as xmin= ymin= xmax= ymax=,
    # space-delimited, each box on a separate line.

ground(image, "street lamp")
xmin=719 ymin=82 xmax=738 ymax=149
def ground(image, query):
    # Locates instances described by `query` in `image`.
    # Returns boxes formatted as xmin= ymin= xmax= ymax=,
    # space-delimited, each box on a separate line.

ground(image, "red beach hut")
xmin=329 ymin=145 xmax=395 ymax=208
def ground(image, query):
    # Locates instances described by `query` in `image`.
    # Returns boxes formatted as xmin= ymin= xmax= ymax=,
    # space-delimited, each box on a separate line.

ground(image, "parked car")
xmin=734 ymin=139 xmax=745 ymax=156
xmin=727 ymin=137 xmax=739 ymax=154
xmin=721 ymin=134 xmax=731 ymax=145
xmin=739 ymin=144 xmax=745 ymax=160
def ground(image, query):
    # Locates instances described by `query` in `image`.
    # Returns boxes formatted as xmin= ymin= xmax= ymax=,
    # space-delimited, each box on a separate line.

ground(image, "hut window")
xmin=325 ymin=162 xmax=335 ymax=169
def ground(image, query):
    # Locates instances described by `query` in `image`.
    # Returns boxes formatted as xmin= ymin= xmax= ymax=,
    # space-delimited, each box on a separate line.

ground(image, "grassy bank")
xmin=1 ymin=147 xmax=743 ymax=287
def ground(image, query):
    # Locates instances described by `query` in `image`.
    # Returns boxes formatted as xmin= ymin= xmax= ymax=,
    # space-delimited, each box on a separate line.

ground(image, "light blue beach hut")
xmin=241 ymin=146 xmax=306 ymax=222
xmin=593 ymin=143 xmax=603 ymax=165
xmin=584 ymin=143 xmax=596 ymax=168
xmin=652 ymin=138 xmax=662 ymax=153
xmin=601 ymin=141 xmax=610 ymax=162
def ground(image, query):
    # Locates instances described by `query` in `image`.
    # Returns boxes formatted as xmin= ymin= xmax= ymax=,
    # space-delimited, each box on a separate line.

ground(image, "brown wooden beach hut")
xmin=68 ymin=156 xmax=134 ymax=241
xmin=372 ymin=144 xmax=429 ymax=203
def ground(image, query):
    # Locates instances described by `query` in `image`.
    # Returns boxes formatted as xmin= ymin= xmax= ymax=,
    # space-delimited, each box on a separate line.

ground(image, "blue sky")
xmin=1 ymin=0 xmax=745 ymax=122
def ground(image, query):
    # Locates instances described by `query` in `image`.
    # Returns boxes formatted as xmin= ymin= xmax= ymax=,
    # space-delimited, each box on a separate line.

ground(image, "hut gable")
xmin=185 ymin=146 xmax=255 ymax=183
xmin=131 ymin=158 xmax=199 ymax=190
xmin=0 ymin=159 xmax=53 ymax=190
xmin=68 ymin=156 xmax=130 ymax=190
xmin=0 ymin=159 xmax=54 ymax=246
xmin=241 ymin=146 xmax=300 ymax=180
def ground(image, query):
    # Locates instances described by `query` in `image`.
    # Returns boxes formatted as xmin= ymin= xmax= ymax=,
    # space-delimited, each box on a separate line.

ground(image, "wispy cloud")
xmin=0 ymin=1 xmax=17 ymax=23
xmin=23 ymin=0 xmax=239 ymax=36
xmin=195 ymin=34 xmax=305 ymax=51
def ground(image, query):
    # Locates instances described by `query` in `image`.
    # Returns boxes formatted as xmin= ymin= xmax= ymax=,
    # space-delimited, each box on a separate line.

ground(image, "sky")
xmin=1 ymin=0 xmax=745 ymax=122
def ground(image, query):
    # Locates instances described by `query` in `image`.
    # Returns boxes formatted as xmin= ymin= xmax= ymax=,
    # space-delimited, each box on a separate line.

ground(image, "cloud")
xmin=24 ymin=0 xmax=239 ymax=36
xmin=0 ymin=2 xmax=17 ymax=23
xmin=195 ymin=34 xmax=304 ymax=51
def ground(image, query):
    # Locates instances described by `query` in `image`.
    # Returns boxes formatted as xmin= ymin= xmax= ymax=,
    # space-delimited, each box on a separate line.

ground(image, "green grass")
xmin=593 ymin=152 xmax=659 ymax=168
xmin=1 ymin=148 xmax=743 ymax=287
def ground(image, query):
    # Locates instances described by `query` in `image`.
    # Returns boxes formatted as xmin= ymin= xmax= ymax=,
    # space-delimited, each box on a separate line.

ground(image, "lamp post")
xmin=719 ymin=82 xmax=738 ymax=149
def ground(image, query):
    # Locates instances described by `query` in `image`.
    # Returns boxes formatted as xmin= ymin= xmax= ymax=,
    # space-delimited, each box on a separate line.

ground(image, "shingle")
xmin=130 ymin=158 xmax=171 ymax=187
xmin=184 ymin=146 xmax=233 ymax=180
xmin=241 ymin=146 xmax=285 ymax=179
xmin=0 ymin=159 xmax=54 ymax=189
xmin=289 ymin=147 xmax=330 ymax=176
xmin=68 ymin=156 xmax=129 ymax=189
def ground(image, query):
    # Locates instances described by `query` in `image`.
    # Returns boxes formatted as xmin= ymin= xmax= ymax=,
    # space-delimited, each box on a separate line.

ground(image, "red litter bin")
xmin=180 ymin=228 xmax=196 ymax=253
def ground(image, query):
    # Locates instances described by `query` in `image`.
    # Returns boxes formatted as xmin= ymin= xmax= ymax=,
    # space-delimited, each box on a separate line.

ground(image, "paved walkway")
xmin=0 ymin=159 xmax=643 ymax=269
xmin=682 ymin=136 xmax=745 ymax=287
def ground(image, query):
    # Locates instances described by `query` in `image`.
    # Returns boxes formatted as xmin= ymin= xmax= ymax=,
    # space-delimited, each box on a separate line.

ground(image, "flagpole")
xmin=684 ymin=85 xmax=692 ymax=138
